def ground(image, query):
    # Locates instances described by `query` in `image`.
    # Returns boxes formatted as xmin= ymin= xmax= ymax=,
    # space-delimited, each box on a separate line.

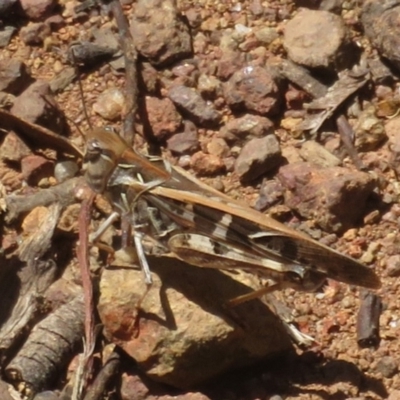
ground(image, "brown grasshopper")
xmin=84 ymin=128 xmax=381 ymax=304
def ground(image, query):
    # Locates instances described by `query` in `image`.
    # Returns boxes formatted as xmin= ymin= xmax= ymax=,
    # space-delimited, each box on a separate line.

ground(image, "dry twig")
xmin=5 ymin=177 xmax=84 ymax=223
xmin=105 ymin=0 xmax=138 ymax=146
xmin=357 ymin=289 xmax=382 ymax=348
xmin=280 ymin=61 xmax=368 ymax=170
xmin=83 ymin=349 xmax=121 ymax=400
xmin=0 ymin=204 xmax=62 ymax=355
xmin=5 ymin=295 xmax=84 ymax=398
xmin=73 ymin=194 xmax=96 ymax=400
xmin=0 ymin=109 xmax=83 ymax=158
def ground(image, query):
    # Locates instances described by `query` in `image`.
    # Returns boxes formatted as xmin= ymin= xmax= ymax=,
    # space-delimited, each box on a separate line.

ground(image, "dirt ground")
xmin=1 ymin=0 xmax=400 ymax=399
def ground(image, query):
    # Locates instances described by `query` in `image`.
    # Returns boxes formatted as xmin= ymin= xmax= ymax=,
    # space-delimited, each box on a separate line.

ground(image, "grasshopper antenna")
xmin=70 ymin=47 xmax=93 ymax=132
xmin=41 ymin=94 xmax=87 ymax=141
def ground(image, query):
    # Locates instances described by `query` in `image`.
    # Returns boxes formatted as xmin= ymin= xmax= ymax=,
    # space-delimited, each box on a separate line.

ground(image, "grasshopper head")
xmin=84 ymin=128 xmax=129 ymax=193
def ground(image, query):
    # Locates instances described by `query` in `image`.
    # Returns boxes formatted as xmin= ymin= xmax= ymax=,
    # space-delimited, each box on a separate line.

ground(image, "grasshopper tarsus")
xmin=129 ymin=284 xmax=152 ymax=339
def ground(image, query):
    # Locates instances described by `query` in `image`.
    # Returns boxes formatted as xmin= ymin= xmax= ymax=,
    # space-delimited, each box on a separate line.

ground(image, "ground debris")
xmin=5 ymin=295 xmax=84 ymax=397
xmin=0 ymin=0 xmax=395 ymax=398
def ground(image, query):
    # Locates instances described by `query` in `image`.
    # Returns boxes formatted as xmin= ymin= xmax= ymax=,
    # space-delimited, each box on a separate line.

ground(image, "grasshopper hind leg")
xmin=226 ymin=282 xmax=282 ymax=307
xmin=90 ymin=210 xmax=154 ymax=336
xmin=125 ymin=229 xmax=153 ymax=338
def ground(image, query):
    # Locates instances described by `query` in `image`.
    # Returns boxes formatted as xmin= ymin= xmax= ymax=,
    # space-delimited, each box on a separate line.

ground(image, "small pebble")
xmin=54 ymin=161 xmax=79 ymax=183
xmin=375 ymin=356 xmax=398 ymax=378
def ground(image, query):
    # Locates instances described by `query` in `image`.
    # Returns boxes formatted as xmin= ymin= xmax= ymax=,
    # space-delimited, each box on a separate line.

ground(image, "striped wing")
xmin=146 ymin=170 xmax=380 ymax=290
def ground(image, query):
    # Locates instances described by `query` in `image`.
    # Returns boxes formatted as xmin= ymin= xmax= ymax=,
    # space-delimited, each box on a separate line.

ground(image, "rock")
xmin=386 ymin=115 xmax=400 ymax=141
xmin=277 ymin=162 xmax=377 ymax=233
xmin=49 ymin=67 xmax=76 ymax=93
xmin=145 ymin=96 xmax=182 ymax=139
xmin=108 ymin=55 xmax=125 ymax=72
xmin=285 ymin=85 xmax=308 ymax=110
xmin=190 ymin=151 xmax=225 ymax=175
xmin=385 ymin=116 xmax=400 ymax=175
xmin=223 ymin=65 xmax=282 ymax=115
xmin=320 ymin=0 xmax=343 ymax=12
xmin=294 ymin=0 xmax=336 ymax=11
xmin=353 ymin=105 xmax=386 ymax=151
xmin=185 ymin=8 xmax=202 ymax=29
xmin=0 ymin=26 xmax=16 ymax=48
xmin=166 ymin=120 xmax=199 ymax=154
xmin=0 ymin=59 xmax=30 ymax=95
xmin=206 ymin=138 xmax=230 ymax=158
xmin=219 ymin=114 xmax=274 ymax=143
xmin=20 ymin=22 xmax=51 ymax=46
xmin=249 ymin=0 xmax=264 ymax=16
xmin=375 ymin=356 xmax=398 ymax=378
xmin=168 ymin=85 xmax=220 ymax=126
xmin=369 ymin=57 xmax=395 ymax=84
xmin=11 ymin=80 xmax=66 ymax=134
xmin=20 ymin=0 xmax=56 ymax=20
xmin=197 ymin=73 xmax=221 ymax=97
xmin=92 ymin=88 xmax=125 ymax=121
xmin=21 ymin=155 xmax=54 ymax=185
xmin=21 ymin=206 xmax=49 ymax=236
xmin=0 ymin=131 xmax=32 ymax=162
xmin=33 ymin=391 xmax=60 ymax=400
xmin=386 ymin=255 xmax=400 ymax=277
xmin=281 ymin=146 xmax=303 ymax=164
xmin=216 ymin=51 xmax=245 ymax=80
xmin=201 ymin=16 xmax=221 ymax=32
xmin=193 ymin=32 xmax=208 ymax=56
xmin=98 ymin=256 xmax=292 ymax=388
xmin=239 ymin=35 xmax=260 ymax=52
xmin=0 ymin=161 xmax=23 ymax=191
xmin=218 ymin=25 xmax=241 ymax=50
xmin=120 ymin=374 xmax=151 ymax=400
xmin=389 ymin=390 xmax=400 ymax=400
xmin=45 ymin=14 xmax=65 ymax=30
xmin=269 ymin=396 xmax=284 ymax=400
xmin=0 ymin=92 xmax=15 ymax=108
xmin=254 ymin=27 xmax=279 ymax=44
xmin=121 ymin=372 xmax=210 ymax=400
xmin=177 ymin=154 xmax=191 ymax=168
xmin=67 ymin=42 xmax=117 ymax=66
xmin=54 ymin=161 xmax=79 ymax=183
xmin=361 ymin=1 xmax=400 ymax=72
xmin=139 ymin=62 xmax=160 ymax=94
xmin=255 ymin=179 xmax=285 ymax=211
xmin=284 ymin=9 xmax=352 ymax=70
xmin=299 ymin=140 xmax=341 ymax=168
xmin=235 ymin=135 xmax=282 ymax=182
xmin=280 ymin=116 xmax=303 ymax=136
xmin=172 ymin=62 xmax=197 ymax=78
xmin=131 ymin=0 xmax=192 ymax=66
xmin=92 ymin=27 xmax=120 ymax=53
xmin=0 ymin=0 xmax=17 ymax=15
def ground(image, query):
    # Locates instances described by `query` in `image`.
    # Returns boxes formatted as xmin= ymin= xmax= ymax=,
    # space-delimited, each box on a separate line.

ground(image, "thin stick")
xmin=74 ymin=192 xmax=96 ymax=400
xmin=83 ymin=350 xmax=121 ymax=400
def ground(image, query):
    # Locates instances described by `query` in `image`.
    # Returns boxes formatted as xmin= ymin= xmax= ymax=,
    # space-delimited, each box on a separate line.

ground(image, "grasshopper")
xmin=84 ymin=128 xmax=381 ymax=304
